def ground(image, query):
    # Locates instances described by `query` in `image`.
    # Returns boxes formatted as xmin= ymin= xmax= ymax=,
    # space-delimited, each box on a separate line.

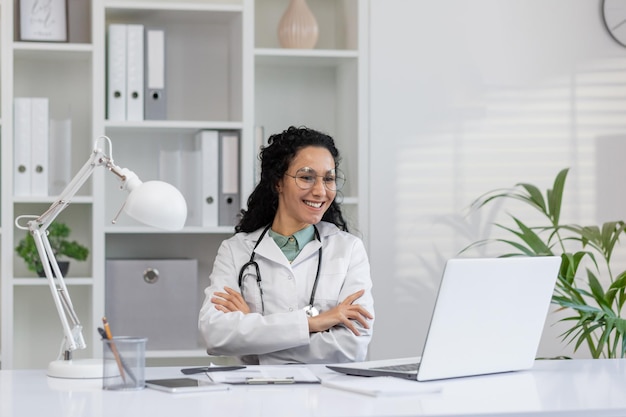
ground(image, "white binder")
xmin=144 ymin=28 xmax=166 ymax=120
xmin=218 ymin=131 xmax=240 ymax=226
xmin=107 ymin=24 xmax=127 ymax=121
xmin=48 ymin=118 xmax=72 ymax=196
xmin=30 ymin=98 xmax=49 ymax=196
xmin=126 ymin=24 xmax=144 ymax=121
xmin=13 ymin=98 xmax=32 ymax=196
xmin=179 ymin=145 xmax=200 ymax=227
xmin=195 ymin=130 xmax=219 ymax=227
xmin=158 ymin=148 xmax=181 ymax=193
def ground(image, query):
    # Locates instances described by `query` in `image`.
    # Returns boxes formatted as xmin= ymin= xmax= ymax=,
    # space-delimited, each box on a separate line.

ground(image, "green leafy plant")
xmin=16 ymin=222 xmax=90 ymax=275
xmin=467 ymin=168 xmax=626 ymax=358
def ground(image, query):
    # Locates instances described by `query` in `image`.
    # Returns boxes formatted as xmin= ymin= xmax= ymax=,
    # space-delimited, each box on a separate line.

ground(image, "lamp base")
xmin=47 ymin=358 xmax=103 ymax=379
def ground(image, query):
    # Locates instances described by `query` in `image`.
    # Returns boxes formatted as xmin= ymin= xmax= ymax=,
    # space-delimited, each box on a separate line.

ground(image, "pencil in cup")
xmin=98 ymin=327 xmax=136 ymax=383
xmin=102 ymin=335 xmax=147 ymax=390
xmin=101 ymin=318 xmax=126 ymax=382
xmin=100 ymin=319 xmax=147 ymax=390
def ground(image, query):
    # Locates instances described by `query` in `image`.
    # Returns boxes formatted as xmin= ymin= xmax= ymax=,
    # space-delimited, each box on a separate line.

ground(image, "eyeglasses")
xmin=285 ymin=167 xmax=345 ymax=191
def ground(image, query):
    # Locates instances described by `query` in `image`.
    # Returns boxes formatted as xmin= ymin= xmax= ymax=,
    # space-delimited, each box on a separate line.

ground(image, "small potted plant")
xmin=15 ymin=221 xmax=90 ymax=277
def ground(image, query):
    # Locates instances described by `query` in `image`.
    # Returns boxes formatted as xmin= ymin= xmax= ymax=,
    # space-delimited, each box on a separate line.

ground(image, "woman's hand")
xmin=211 ymin=286 xmax=251 ymax=314
xmin=307 ymin=289 xmax=373 ymax=336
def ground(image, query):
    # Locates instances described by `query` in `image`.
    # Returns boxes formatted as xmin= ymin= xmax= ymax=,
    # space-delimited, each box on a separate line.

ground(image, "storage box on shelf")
xmin=105 ymin=258 xmax=199 ymax=351
xmin=105 ymin=233 xmax=227 ymax=357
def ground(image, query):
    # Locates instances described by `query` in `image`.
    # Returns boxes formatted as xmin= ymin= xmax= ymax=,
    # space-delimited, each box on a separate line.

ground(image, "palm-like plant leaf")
xmin=608 ymin=271 xmax=626 ymax=311
xmin=494 ymin=218 xmax=553 ymax=256
xmin=545 ymin=168 xmax=568 ymax=225
xmin=466 ymin=167 xmax=626 ymax=358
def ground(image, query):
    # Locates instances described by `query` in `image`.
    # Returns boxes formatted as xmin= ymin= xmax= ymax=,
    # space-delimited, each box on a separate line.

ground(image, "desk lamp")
xmin=15 ymin=136 xmax=187 ymax=379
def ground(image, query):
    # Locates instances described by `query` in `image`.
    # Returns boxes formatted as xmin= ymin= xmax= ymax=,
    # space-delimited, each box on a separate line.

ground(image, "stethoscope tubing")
xmin=238 ymin=224 xmax=322 ymax=315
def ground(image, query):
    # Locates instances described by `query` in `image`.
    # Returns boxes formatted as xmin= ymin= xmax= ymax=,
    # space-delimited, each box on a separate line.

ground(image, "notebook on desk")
xmin=328 ymin=256 xmax=562 ymax=382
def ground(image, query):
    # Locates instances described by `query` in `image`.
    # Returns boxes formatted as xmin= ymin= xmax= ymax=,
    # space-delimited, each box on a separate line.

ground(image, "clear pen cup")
xmin=102 ymin=336 xmax=147 ymax=391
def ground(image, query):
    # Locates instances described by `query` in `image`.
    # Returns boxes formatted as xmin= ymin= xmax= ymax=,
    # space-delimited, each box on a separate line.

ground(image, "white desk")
xmin=2 ymin=359 xmax=626 ymax=417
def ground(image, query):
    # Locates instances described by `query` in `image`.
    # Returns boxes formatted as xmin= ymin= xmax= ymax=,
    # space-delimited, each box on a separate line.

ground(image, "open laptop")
xmin=327 ymin=256 xmax=562 ymax=382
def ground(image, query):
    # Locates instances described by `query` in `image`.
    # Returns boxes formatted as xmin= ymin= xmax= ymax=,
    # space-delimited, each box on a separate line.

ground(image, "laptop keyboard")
xmin=371 ymin=363 xmax=420 ymax=372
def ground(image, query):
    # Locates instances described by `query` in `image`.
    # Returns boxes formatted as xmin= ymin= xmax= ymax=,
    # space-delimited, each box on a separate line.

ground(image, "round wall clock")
xmin=603 ymin=0 xmax=626 ymax=47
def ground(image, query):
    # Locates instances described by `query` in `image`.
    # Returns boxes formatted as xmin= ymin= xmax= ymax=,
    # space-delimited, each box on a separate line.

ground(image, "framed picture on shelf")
xmin=19 ymin=0 xmax=68 ymax=42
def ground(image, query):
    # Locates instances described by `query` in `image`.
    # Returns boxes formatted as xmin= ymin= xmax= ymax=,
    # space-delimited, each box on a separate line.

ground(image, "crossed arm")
xmin=211 ymin=287 xmax=373 ymax=336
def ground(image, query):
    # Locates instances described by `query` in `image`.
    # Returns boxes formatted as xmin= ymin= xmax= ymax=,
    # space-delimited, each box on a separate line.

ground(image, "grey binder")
xmin=218 ymin=131 xmax=240 ymax=226
xmin=144 ymin=28 xmax=166 ymax=120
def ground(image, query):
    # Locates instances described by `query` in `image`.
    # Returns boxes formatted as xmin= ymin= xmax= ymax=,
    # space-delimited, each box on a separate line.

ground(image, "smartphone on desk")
xmin=146 ymin=378 xmax=230 ymax=393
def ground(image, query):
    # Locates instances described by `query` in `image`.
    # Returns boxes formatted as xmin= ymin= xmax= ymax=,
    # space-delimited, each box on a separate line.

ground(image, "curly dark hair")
xmin=235 ymin=126 xmax=348 ymax=233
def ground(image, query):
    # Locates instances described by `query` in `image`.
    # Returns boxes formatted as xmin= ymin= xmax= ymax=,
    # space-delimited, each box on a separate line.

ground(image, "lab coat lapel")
xmin=291 ymin=238 xmax=322 ymax=267
xmin=250 ymin=227 xmax=323 ymax=267
xmin=253 ymin=232 xmax=290 ymax=267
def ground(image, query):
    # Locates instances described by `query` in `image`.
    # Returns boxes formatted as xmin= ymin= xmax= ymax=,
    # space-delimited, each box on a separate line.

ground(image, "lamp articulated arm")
xmin=15 ymin=137 xmax=130 ymax=356
xmin=15 ymin=136 xmax=187 ymax=360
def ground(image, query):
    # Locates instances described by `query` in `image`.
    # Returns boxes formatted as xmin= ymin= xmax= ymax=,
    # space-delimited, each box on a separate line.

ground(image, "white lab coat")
xmin=198 ymin=221 xmax=374 ymax=364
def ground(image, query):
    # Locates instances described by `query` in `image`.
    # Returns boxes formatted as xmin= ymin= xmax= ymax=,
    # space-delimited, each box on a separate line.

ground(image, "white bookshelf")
xmin=0 ymin=0 xmax=368 ymax=369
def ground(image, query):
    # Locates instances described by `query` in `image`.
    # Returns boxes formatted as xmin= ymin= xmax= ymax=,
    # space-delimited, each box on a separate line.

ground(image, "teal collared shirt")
xmin=269 ymin=225 xmax=315 ymax=262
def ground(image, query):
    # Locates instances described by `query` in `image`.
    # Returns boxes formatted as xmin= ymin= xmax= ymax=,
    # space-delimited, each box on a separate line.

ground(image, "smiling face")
xmin=273 ymin=146 xmax=337 ymax=235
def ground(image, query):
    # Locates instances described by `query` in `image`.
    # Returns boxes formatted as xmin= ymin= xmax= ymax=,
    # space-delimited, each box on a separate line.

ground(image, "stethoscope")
xmin=238 ymin=224 xmax=322 ymax=317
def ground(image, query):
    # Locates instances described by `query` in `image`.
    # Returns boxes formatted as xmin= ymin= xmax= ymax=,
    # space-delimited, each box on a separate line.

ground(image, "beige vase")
xmin=277 ymin=0 xmax=319 ymax=49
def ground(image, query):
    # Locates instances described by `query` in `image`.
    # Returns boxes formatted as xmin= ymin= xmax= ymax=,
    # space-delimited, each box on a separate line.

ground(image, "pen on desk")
xmin=181 ymin=366 xmax=247 ymax=375
xmin=101 ymin=317 xmax=126 ymax=383
xmin=245 ymin=377 xmax=295 ymax=385
xmin=98 ymin=327 xmax=137 ymax=383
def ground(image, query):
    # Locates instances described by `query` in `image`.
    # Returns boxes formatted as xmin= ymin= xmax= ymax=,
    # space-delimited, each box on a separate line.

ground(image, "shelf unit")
xmin=0 ymin=0 xmax=368 ymax=369
xmin=0 ymin=0 xmax=95 ymax=369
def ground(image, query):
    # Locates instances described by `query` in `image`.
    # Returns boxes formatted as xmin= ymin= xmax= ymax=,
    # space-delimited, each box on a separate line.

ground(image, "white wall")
xmin=368 ymin=0 xmax=626 ymax=360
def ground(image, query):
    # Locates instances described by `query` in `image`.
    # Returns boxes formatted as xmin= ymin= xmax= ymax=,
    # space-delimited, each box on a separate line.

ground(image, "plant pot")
xmin=37 ymin=261 xmax=70 ymax=278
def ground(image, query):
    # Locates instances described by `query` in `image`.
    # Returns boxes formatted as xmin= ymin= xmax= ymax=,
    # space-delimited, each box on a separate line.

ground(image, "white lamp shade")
xmin=123 ymin=180 xmax=187 ymax=230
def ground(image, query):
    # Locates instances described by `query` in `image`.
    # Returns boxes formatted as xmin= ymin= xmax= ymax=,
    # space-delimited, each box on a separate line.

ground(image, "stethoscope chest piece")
xmin=303 ymin=305 xmax=319 ymax=317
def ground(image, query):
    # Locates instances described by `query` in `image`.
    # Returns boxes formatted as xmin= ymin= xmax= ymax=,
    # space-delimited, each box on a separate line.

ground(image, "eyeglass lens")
xmin=292 ymin=167 xmax=345 ymax=191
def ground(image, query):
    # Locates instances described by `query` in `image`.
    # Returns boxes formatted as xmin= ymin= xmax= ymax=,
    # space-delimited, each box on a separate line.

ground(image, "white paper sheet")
xmin=321 ymin=376 xmax=442 ymax=397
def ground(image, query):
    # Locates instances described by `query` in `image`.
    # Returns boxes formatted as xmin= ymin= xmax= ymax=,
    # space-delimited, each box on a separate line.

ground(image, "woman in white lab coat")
xmin=198 ymin=126 xmax=374 ymax=365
